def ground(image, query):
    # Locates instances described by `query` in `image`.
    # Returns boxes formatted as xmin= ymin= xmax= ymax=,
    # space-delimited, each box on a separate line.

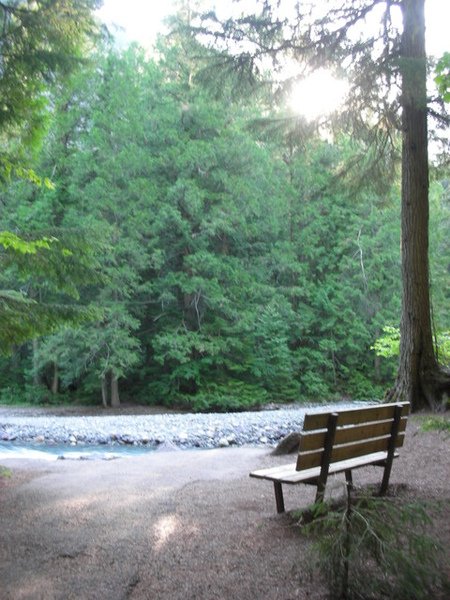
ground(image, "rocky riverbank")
xmin=0 ymin=402 xmax=362 ymax=450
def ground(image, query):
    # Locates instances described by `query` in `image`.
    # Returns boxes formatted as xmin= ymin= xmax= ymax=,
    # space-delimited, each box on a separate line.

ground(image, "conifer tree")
xmin=188 ymin=0 xmax=450 ymax=410
xmin=0 ymin=0 xmax=101 ymax=353
xmin=0 ymin=0 xmax=100 ymax=177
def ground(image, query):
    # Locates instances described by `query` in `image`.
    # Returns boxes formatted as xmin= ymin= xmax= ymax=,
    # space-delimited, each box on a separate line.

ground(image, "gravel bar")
xmin=0 ymin=402 xmax=363 ymax=451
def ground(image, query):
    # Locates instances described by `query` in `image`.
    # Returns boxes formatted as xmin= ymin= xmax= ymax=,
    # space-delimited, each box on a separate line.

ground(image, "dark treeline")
xmin=0 ymin=34 xmax=448 ymax=410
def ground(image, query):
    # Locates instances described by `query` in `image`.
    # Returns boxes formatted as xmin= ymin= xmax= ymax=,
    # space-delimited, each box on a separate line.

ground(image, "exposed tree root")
xmin=386 ymin=364 xmax=450 ymax=412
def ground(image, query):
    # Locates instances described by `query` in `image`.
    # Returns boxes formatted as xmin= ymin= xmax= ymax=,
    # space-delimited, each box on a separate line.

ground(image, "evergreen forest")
xmin=1 ymin=2 xmax=449 ymax=411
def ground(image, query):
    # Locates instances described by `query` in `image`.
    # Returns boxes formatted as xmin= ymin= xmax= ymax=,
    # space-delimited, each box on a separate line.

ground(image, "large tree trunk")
xmin=391 ymin=0 xmax=450 ymax=410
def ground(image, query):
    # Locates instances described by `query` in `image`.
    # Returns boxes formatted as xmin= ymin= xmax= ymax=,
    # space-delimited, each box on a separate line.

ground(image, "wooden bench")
xmin=250 ymin=402 xmax=410 ymax=513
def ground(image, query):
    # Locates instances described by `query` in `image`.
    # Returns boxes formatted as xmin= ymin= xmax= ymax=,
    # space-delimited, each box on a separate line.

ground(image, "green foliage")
xmin=247 ymin=300 xmax=300 ymax=400
xmin=421 ymin=416 xmax=450 ymax=433
xmin=0 ymin=383 xmax=50 ymax=405
xmin=0 ymin=40 xmax=407 ymax=405
xmin=0 ymin=231 xmax=56 ymax=254
xmin=435 ymin=52 xmax=450 ymax=103
xmin=373 ymin=327 xmax=450 ymax=366
xmin=0 ymin=160 xmax=55 ymax=188
xmin=0 ymin=0 xmax=103 ymax=356
xmin=278 ymin=138 xmax=402 ymax=399
xmin=0 ymin=228 xmax=103 ymax=353
xmin=0 ymin=466 xmax=12 ymax=479
xmin=2 ymin=22 xmax=448 ymax=409
xmin=0 ymin=291 xmax=98 ymax=354
xmin=371 ymin=326 xmax=400 ymax=358
xmin=302 ymin=495 xmax=448 ymax=600
xmin=33 ymin=308 xmax=141 ymax=393
xmin=179 ymin=381 xmax=268 ymax=412
xmin=189 ymin=0 xmax=450 ymax=413
xmin=0 ymin=0 xmax=100 ymax=172
xmin=438 ymin=332 xmax=450 ymax=365
xmin=429 ymin=180 xmax=450 ymax=337
xmin=345 ymin=372 xmax=384 ymax=401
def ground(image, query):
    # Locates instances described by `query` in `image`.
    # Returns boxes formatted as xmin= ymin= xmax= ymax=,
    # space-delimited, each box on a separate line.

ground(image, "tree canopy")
xmin=0 ymin=0 xmax=100 ymax=178
xmin=0 ymin=0 xmax=102 ymax=356
xmin=0 ymin=0 xmax=448 ymax=410
xmin=180 ymin=0 xmax=450 ymax=410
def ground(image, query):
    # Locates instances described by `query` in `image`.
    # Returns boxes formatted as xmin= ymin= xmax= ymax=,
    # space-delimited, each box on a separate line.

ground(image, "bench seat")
xmin=250 ymin=450 xmax=399 ymax=485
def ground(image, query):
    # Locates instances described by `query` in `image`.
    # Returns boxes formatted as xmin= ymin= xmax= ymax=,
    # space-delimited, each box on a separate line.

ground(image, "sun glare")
xmin=289 ymin=70 xmax=349 ymax=121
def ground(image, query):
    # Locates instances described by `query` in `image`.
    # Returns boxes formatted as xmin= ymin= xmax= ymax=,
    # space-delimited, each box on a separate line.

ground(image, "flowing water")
xmin=0 ymin=440 xmax=153 ymax=460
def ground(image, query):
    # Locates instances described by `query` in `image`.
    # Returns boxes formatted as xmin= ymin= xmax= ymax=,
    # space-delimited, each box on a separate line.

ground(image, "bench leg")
xmin=345 ymin=469 xmax=353 ymax=490
xmin=315 ymin=482 xmax=325 ymax=504
xmin=380 ymin=404 xmax=402 ymax=495
xmin=274 ymin=481 xmax=285 ymax=513
xmin=380 ymin=462 xmax=393 ymax=495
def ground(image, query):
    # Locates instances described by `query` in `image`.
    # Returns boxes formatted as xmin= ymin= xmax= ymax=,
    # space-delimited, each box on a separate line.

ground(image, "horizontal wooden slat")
xmin=330 ymin=434 xmax=405 ymax=464
xmin=296 ymin=432 xmax=405 ymax=471
xmin=298 ymin=417 xmax=407 ymax=452
xmin=250 ymin=461 xmax=297 ymax=480
xmin=250 ymin=451 xmax=399 ymax=485
xmin=303 ymin=402 xmax=409 ymax=431
xmin=295 ymin=449 xmax=326 ymax=470
xmin=298 ymin=430 xmax=327 ymax=452
xmin=336 ymin=418 xmax=407 ymax=446
xmin=336 ymin=404 xmax=409 ymax=427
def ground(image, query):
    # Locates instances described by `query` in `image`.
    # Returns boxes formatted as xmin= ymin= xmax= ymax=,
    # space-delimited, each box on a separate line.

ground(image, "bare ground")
xmin=0 ymin=414 xmax=449 ymax=600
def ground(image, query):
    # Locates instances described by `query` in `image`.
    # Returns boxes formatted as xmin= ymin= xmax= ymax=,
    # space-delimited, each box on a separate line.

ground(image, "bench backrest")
xmin=296 ymin=402 xmax=410 ymax=472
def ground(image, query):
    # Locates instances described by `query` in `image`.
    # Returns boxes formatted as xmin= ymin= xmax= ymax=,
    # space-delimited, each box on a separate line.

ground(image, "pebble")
xmin=0 ymin=402 xmax=363 ymax=451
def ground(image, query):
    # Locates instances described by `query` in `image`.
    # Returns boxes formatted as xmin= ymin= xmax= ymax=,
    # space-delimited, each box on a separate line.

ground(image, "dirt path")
xmin=0 ymin=418 xmax=449 ymax=600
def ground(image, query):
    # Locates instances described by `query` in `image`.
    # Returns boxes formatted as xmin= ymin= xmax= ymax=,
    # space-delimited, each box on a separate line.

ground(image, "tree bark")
xmin=391 ymin=0 xmax=450 ymax=410
xmin=101 ymin=375 xmax=108 ymax=408
xmin=110 ymin=373 xmax=120 ymax=407
xmin=51 ymin=362 xmax=58 ymax=395
xmin=32 ymin=338 xmax=40 ymax=386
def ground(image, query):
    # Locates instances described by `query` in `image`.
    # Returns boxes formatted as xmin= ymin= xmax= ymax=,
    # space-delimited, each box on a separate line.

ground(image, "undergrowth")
xmin=299 ymin=489 xmax=449 ymax=600
xmin=421 ymin=416 xmax=450 ymax=433
xmin=0 ymin=466 xmax=12 ymax=479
